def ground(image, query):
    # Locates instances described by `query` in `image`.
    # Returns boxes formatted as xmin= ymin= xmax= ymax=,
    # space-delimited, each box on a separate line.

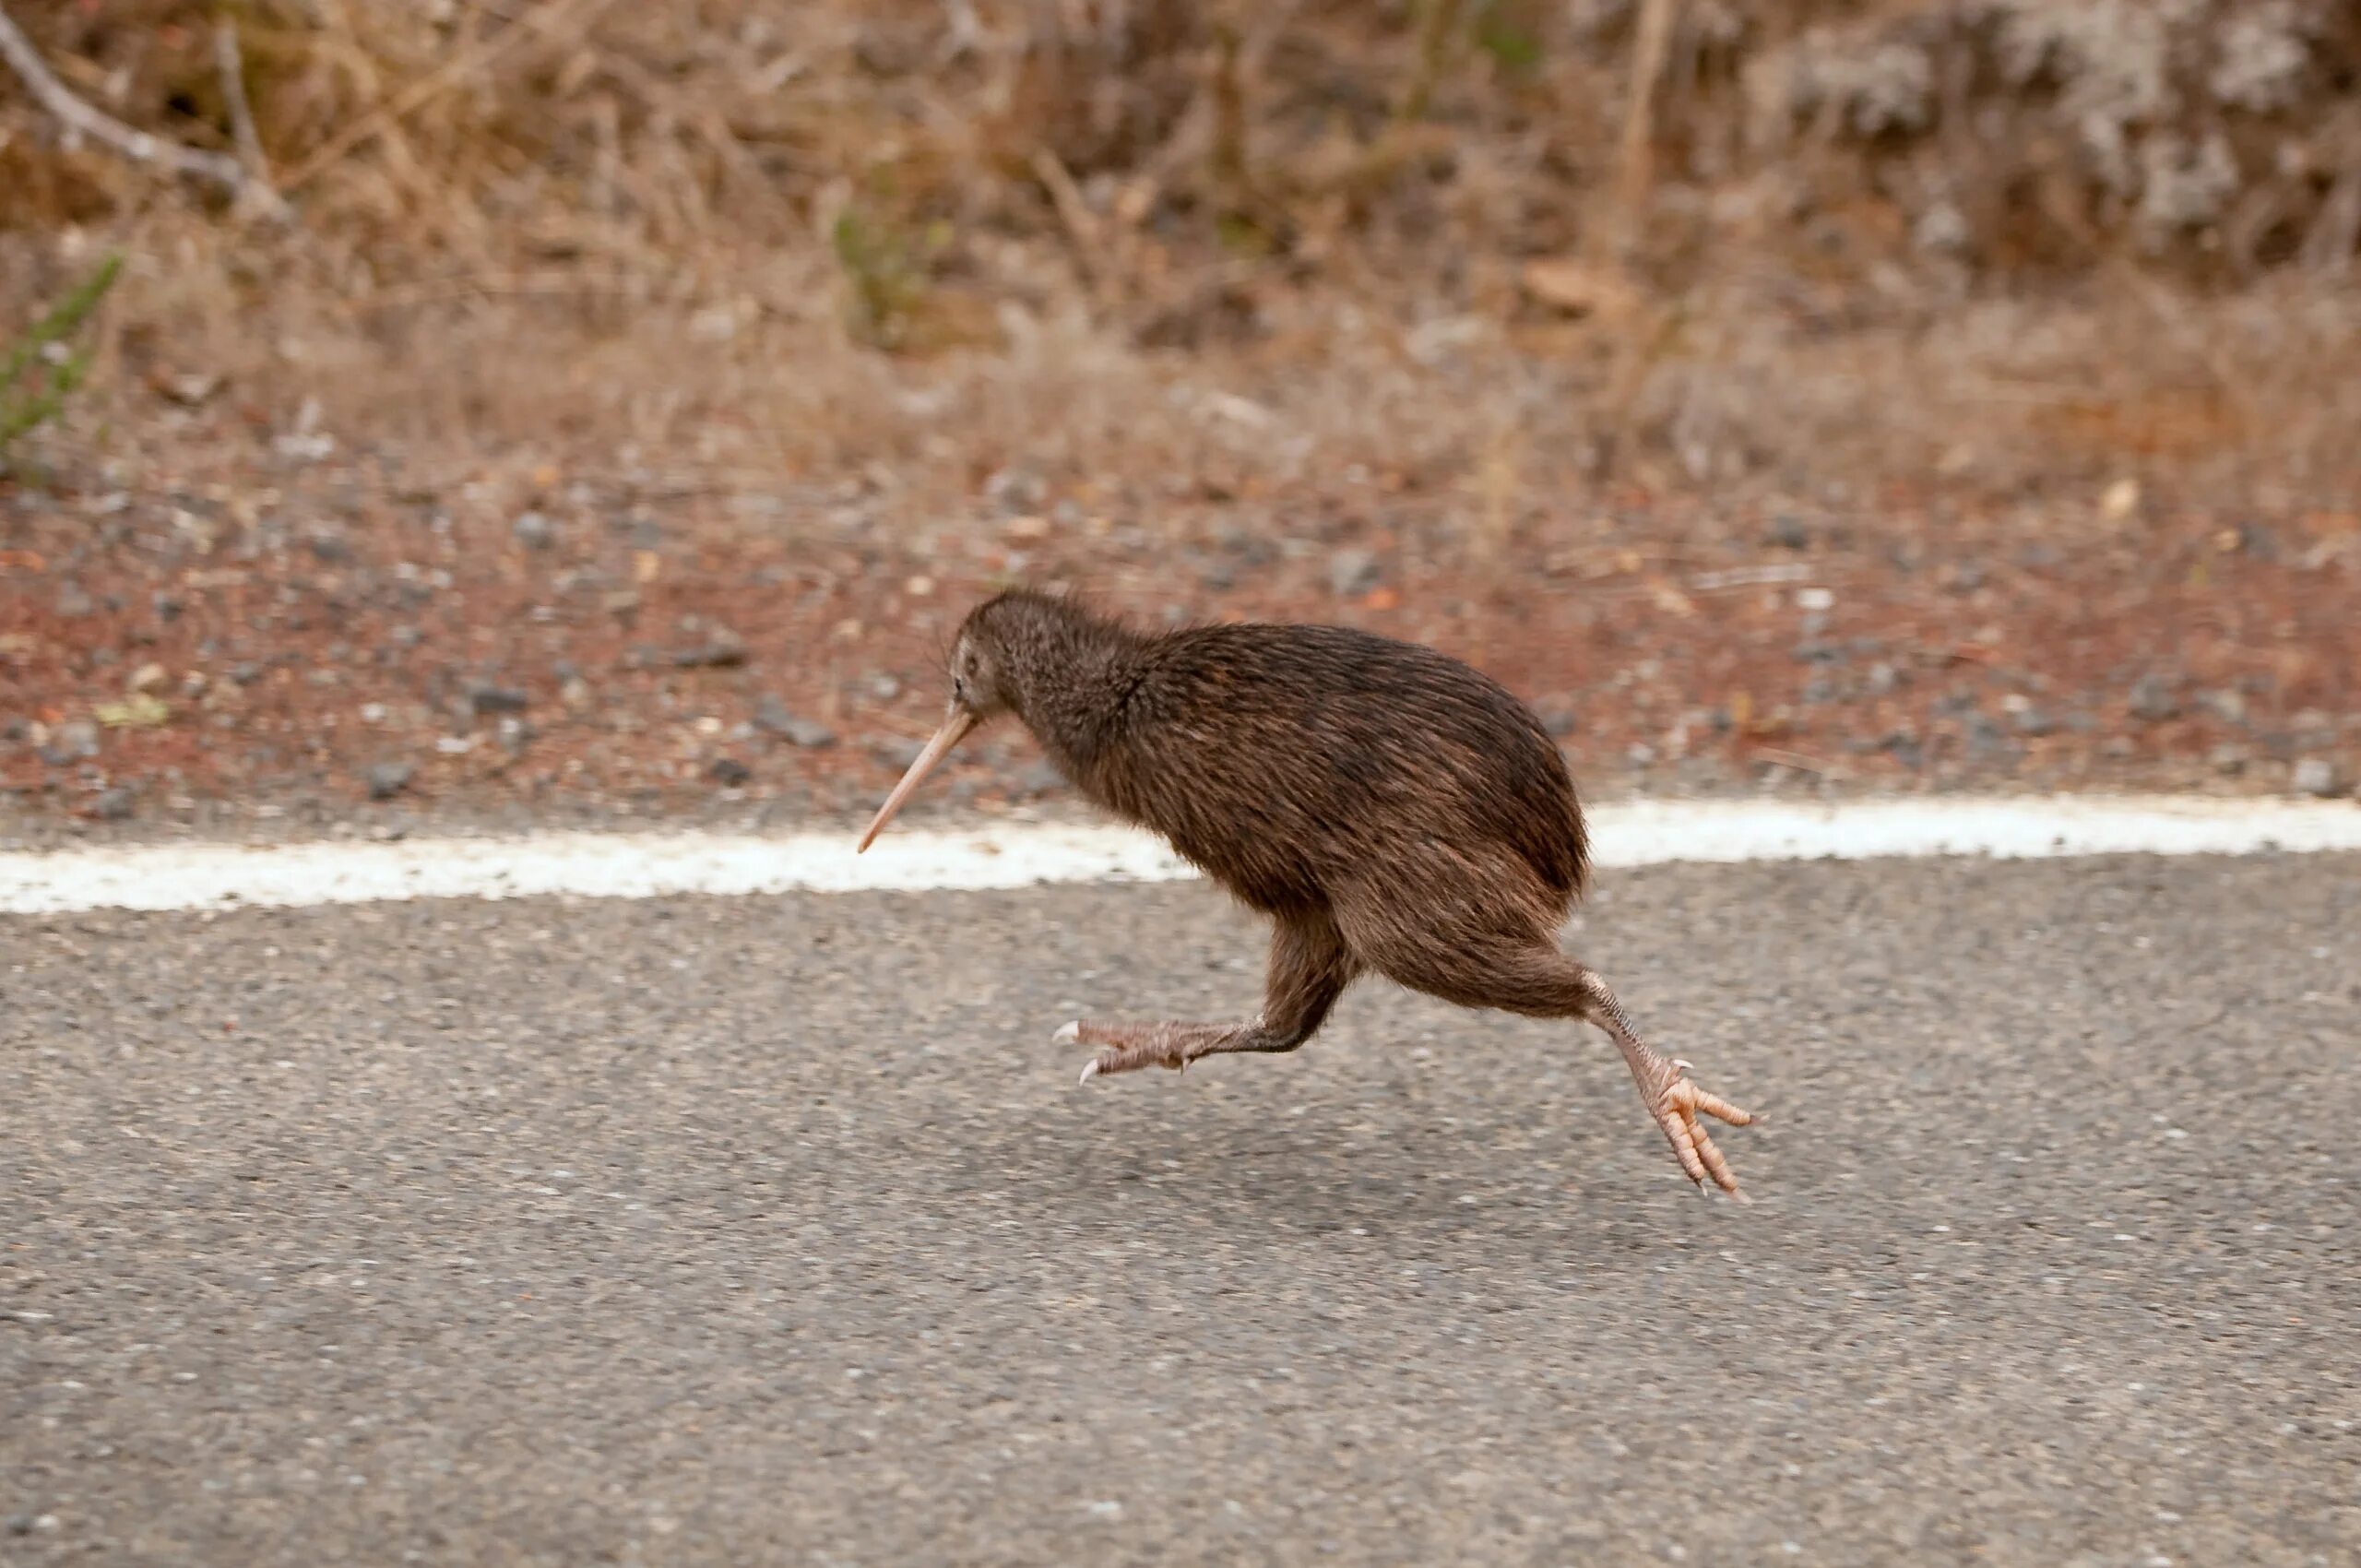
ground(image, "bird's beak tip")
xmin=855 ymin=706 xmax=979 ymax=853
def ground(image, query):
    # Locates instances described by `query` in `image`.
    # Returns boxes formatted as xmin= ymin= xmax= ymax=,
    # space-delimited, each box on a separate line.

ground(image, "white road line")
xmin=1 ymin=796 xmax=2356 ymax=915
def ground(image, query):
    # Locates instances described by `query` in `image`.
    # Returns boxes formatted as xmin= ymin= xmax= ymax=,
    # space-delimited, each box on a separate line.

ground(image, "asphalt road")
xmin=6 ymin=852 xmax=2358 ymax=1565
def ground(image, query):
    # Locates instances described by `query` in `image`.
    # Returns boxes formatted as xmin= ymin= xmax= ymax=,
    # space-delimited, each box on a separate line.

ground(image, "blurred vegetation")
xmin=2 ymin=1 xmax=2351 ymax=315
xmin=0 ymin=1 xmax=2353 ymax=498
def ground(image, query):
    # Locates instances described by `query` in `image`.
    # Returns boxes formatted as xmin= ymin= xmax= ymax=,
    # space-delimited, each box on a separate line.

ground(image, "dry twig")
xmin=210 ymin=17 xmax=291 ymax=219
xmin=1029 ymin=146 xmax=1106 ymax=303
xmin=213 ymin=18 xmax=272 ymax=186
xmin=0 ymin=1 xmax=249 ymax=194
xmin=1614 ymin=0 xmax=1679 ymax=244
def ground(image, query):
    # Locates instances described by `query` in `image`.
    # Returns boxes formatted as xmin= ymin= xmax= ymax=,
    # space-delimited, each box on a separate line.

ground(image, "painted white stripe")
xmin=1 ymin=796 xmax=2355 ymax=915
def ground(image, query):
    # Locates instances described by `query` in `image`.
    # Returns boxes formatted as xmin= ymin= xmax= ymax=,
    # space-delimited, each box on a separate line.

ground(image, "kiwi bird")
xmin=858 ymin=588 xmax=1758 ymax=1200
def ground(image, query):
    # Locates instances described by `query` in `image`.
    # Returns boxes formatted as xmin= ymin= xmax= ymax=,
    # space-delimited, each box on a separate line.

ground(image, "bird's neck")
xmin=1008 ymin=614 xmax=1153 ymax=778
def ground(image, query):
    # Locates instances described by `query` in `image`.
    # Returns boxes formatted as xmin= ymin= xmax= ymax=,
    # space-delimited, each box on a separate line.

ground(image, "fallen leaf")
xmin=95 ymin=694 xmax=172 ymax=729
xmin=148 ymin=370 xmax=224 ymax=408
xmin=1519 ymin=258 xmax=1642 ymax=322
xmin=1646 ymin=576 xmax=1695 ymax=618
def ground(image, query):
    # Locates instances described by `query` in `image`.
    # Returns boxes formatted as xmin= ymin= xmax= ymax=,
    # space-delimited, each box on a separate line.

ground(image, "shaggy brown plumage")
xmin=860 ymin=588 xmax=1757 ymax=1200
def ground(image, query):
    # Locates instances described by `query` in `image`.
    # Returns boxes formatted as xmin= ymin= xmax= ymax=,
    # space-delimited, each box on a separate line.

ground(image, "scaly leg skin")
xmin=1063 ymin=911 xmax=1358 ymax=1087
xmin=1580 ymin=973 xmax=1759 ymax=1202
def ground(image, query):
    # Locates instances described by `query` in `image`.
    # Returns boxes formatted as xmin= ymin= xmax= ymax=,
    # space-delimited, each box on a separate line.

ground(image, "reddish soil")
xmin=3 ymin=423 xmax=2356 ymax=839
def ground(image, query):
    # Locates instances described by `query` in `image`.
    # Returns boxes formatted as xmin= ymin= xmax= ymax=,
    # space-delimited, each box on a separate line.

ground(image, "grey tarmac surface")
xmin=5 ymin=852 xmax=2358 ymax=1566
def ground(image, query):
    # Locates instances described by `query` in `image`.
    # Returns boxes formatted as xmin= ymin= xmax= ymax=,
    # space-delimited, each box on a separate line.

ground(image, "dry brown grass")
xmin=3 ymin=0 xmax=2357 ymax=513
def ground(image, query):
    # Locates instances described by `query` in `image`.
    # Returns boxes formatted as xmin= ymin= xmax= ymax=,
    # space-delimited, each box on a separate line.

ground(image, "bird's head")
xmin=856 ymin=588 xmax=1086 ymax=852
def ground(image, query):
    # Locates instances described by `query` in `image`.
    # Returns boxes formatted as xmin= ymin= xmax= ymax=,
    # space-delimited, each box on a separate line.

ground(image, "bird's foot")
xmin=1059 ymin=1019 xmax=1198 ymax=1083
xmin=1630 ymin=1051 xmax=1758 ymax=1202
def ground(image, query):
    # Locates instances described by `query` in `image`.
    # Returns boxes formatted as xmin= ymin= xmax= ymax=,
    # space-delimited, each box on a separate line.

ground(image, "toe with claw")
xmin=1061 ymin=1019 xmax=1195 ymax=1082
xmin=1634 ymin=1053 xmax=1758 ymax=1202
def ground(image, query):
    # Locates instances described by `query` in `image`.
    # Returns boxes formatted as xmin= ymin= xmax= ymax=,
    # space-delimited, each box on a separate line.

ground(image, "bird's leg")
xmin=1573 ymin=968 xmax=1758 ymax=1202
xmin=1064 ymin=911 xmax=1356 ymax=1085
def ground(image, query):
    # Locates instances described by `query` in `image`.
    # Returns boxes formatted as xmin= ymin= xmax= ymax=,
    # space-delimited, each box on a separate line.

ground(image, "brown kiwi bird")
xmin=858 ymin=588 xmax=1759 ymax=1200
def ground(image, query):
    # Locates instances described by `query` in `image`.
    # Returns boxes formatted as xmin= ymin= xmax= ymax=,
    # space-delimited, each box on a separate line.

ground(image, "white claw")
xmin=1077 ymin=1059 xmax=1100 ymax=1086
xmin=1672 ymin=1058 xmax=1694 ymax=1073
xmin=1053 ymin=1021 xmax=1081 ymax=1044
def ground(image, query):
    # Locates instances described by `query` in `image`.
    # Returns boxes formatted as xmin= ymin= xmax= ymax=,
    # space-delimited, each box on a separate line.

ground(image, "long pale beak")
xmin=856 ymin=706 xmax=979 ymax=852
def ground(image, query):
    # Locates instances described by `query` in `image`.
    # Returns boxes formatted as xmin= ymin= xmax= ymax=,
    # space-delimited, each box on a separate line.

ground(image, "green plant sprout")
xmin=0 ymin=251 xmax=124 ymax=458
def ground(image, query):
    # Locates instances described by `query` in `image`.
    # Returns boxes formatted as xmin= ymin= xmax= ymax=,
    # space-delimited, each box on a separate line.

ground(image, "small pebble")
xmin=1327 ymin=548 xmax=1381 ymax=598
xmin=2292 ymin=757 xmax=2343 ymax=798
xmin=512 ymin=510 xmax=555 ymax=550
xmin=781 ymin=719 xmax=836 ymax=749
xmin=2198 ymin=688 xmax=2247 ymax=725
xmin=708 ymin=756 xmax=752 ymax=787
xmin=365 ymin=762 xmax=414 ymax=801
xmin=467 ymin=683 xmax=529 ymax=716
xmin=753 ymin=695 xmax=799 ymax=737
xmin=2128 ymin=674 xmax=2181 ymax=723
xmin=91 ymin=786 xmax=133 ymax=821
xmin=756 ymin=700 xmax=837 ymax=749
xmin=1764 ymin=515 xmax=1809 ymax=551
xmin=671 ymin=631 xmax=748 ymax=670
